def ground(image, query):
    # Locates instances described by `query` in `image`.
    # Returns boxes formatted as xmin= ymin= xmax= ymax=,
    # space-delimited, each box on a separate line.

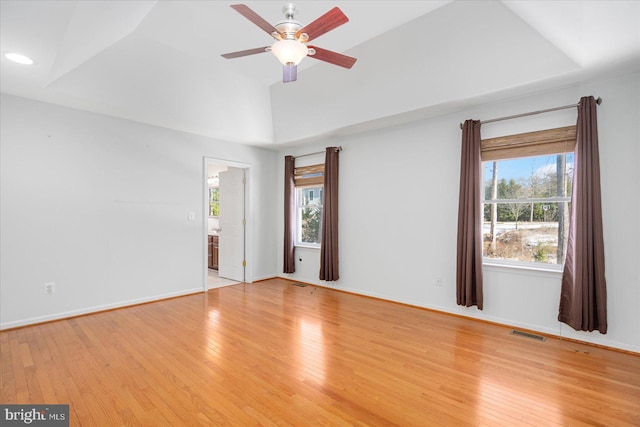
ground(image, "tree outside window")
xmin=482 ymin=153 xmax=573 ymax=265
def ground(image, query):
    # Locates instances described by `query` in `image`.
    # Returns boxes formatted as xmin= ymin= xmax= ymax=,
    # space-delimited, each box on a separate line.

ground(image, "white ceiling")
xmin=1 ymin=1 xmax=639 ymax=147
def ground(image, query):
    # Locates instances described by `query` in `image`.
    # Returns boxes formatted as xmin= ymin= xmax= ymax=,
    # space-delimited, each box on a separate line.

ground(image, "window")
xmin=296 ymin=186 xmax=323 ymax=246
xmin=294 ymin=163 xmax=324 ymax=247
xmin=209 ymin=187 xmax=219 ymax=217
xmin=481 ymin=126 xmax=575 ymax=267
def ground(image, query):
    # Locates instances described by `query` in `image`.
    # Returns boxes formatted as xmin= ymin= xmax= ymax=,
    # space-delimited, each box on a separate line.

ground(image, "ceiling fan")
xmin=221 ymin=3 xmax=357 ymax=83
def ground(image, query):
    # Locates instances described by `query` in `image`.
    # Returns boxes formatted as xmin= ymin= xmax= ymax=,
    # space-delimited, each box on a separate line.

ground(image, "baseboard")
xmin=277 ymin=274 xmax=320 ymax=286
xmin=251 ymin=274 xmax=278 ymax=283
xmin=0 ymin=288 xmax=203 ymax=330
xmin=275 ymin=277 xmax=640 ymax=356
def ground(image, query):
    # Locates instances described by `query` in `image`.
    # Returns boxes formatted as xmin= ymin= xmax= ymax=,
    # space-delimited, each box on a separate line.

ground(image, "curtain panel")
xmin=320 ymin=147 xmax=340 ymax=281
xmin=283 ymin=155 xmax=296 ymax=274
xmin=558 ymin=96 xmax=607 ymax=333
xmin=456 ymin=120 xmax=484 ymax=309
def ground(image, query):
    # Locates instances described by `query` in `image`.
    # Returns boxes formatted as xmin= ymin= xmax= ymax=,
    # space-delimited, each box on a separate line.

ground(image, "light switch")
xmin=188 ymin=211 xmax=195 ymax=221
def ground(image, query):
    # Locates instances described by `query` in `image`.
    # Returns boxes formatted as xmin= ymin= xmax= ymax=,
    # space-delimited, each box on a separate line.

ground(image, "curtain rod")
xmin=458 ymin=97 xmax=602 ymax=129
xmin=291 ymin=146 xmax=342 ymax=159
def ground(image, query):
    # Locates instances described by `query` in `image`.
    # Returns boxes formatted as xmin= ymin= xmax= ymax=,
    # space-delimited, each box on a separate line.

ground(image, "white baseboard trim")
xmin=295 ymin=282 xmax=640 ymax=355
xmin=277 ymin=274 xmax=321 ymax=286
xmin=0 ymin=287 xmax=204 ymax=330
xmin=252 ymin=274 xmax=278 ymax=283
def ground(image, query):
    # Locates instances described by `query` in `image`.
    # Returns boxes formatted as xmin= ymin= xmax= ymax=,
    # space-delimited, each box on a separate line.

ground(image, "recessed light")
xmin=5 ymin=52 xmax=35 ymax=65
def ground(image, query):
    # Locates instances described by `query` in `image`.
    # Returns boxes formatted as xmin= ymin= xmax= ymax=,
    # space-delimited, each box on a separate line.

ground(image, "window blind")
xmin=294 ymin=164 xmax=324 ymax=187
xmin=481 ymin=125 xmax=576 ymax=161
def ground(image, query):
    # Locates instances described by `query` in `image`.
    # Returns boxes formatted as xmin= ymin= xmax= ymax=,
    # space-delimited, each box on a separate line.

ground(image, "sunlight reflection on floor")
xmin=298 ymin=318 xmax=326 ymax=383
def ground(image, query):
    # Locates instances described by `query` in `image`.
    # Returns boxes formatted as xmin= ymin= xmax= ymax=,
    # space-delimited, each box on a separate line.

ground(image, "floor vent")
xmin=292 ymin=283 xmax=308 ymax=287
xmin=511 ymin=330 xmax=546 ymax=342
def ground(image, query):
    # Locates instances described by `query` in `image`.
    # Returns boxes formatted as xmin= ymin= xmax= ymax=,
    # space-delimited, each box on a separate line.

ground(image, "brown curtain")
xmin=320 ymin=147 xmax=340 ymax=281
xmin=456 ymin=120 xmax=483 ymax=309
xmin=283 ymin=155 xmax=296 ymax=273
xmin=558 ymin=96 xmax=607 ymax=333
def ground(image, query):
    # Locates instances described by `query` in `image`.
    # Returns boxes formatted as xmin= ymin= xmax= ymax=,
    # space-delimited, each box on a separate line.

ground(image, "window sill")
xmin=295 ymin=244 xmax=321 ymax=250
xmin=483 ymin=260 xmax=563 ymax=277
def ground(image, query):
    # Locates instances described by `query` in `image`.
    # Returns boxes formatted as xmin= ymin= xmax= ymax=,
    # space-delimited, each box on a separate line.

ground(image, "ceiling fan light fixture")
xmin=271 ymin=39 xmax=308 ymax=65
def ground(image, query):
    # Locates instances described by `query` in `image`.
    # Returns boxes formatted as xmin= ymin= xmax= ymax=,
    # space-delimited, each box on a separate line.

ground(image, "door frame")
xmin=202 ymin=157 xmax=250 ymax=291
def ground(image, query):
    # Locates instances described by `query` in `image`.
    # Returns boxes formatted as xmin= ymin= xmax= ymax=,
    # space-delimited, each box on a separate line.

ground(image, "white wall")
xmin=0 ymin=94 xmax=279 ymax=328
xmin=277 ymin=72 xmax=640 ymax=353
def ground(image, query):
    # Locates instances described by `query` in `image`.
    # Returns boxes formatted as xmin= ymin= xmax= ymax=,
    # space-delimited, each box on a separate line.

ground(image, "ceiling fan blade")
xmin=308 ymin=46 xmax=357 ymax=69
xmin=230 ymin=4 xmax=283 ymax=37
xmin=283 ymin=64 xmax=297 ymax=83
xmin=296 ymin=7 xmax=348 ymax=42
xmin=221 ymin=46 xmax=270 ymax=59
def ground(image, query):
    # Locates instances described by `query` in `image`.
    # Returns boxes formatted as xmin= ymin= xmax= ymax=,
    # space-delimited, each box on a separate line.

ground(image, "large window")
xmin=481 ymin=126 xmax=575 ymax=268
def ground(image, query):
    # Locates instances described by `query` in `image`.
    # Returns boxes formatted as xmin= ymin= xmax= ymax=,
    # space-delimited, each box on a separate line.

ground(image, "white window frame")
xmin=480 ymin=153 xmax=571 ymax=272
xmin=295 ymin=185 xmax=323 ymax=248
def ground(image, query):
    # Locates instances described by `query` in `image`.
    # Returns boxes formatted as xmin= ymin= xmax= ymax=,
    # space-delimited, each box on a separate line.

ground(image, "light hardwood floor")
xmin=1 ymin=278 xmax=639 ymax=426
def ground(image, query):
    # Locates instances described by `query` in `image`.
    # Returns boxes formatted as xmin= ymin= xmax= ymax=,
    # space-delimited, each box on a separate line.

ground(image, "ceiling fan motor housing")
xmin=274 ymin=20 xmax=302 ymax=40
xmin=274 ymin=3 xmax=307 ymax=41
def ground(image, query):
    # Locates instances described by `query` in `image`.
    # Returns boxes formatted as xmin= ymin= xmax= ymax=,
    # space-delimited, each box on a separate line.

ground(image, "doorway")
xmin=203 ymin=158 xmax=249 ymax=290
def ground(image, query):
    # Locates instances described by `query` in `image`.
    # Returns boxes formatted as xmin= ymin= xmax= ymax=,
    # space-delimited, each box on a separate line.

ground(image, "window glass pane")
xmin=209 ymin=188 xmax=219 ymax=217
xmin=210 ymin=188 xmax=219 ymax=202
xmin=209 ymin=202 xmax=219 ymax=217
xmin=483 ymin=154 xmax=573 ymax=201
xmin=299 ymin=206 xmax=322 ymax=244
xmin=296 ymin=186 xmax=323 ymax=245
xmin=483 ymin=202 xmax=571 ymax=264
xmin=482 ymin=153 xmax=573 ymax=266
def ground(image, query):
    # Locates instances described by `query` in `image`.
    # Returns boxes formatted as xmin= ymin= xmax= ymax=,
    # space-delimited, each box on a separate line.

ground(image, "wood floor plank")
xmin=1 ymin=278 xmax=639 ymax=426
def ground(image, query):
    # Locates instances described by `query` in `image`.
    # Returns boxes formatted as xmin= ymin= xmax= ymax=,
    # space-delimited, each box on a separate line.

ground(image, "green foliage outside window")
xmin=209 ymin=187 xmax=219 ymax=217
xmin=301 ymin=206 xmax=321 ymax=243
xmin=483 ymin=165 xmax=572 ymax=224
xmin=297 ymin=187 xmax=322 ymax=245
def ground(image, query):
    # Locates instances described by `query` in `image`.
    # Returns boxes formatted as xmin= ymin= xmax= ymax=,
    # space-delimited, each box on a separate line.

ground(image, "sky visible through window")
xmin=484 ymin=153 xmax=574 ymax=182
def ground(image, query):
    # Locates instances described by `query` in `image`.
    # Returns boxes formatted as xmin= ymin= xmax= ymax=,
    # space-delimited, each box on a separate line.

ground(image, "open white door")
xmin=218 ymin=167 xmax=245 ymax=282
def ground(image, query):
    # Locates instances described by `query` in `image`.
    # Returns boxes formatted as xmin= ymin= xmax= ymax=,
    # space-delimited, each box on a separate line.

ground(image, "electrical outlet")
xmin=44 ymin=282 xmax=56 ymax=294
xmin=435 ymin=278 xmax=442 ymax=287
